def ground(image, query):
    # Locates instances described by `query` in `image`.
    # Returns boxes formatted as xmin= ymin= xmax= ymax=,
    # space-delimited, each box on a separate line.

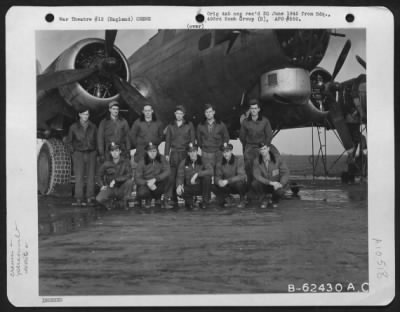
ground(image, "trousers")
xmin=136 ymin=179 xmax=168 ymax=201
xmin=213 ymin=181 xmax=247 ymax=204
xmin=182 ymin=176 xmax=212 ymax=203
xmin=166 ymin=150 xmax=187 ymax=200
xmin=243 ymin=145 xmax=259 ymax=185
xmin=201 ymin=150 xmax=222 ymax=175
xmin=251 ymin=180 xmax=286 ymax=202
xmin=96 ymin=179 xmax=134 ymax=204
xmin=72 ymin=150 xmax=97 ymax=200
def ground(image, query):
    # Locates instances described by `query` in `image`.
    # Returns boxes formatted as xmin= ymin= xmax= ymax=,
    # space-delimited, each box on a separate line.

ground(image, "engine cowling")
xmin=260 ymin=67 xmax=311 ymax=104
xmin=42 ymin=38 xmax=130 ymax=113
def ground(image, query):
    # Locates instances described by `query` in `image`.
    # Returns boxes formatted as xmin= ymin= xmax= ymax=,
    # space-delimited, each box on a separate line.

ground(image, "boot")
xmin=237 ymin=195 xmax=246 ymax=209
xmin=184 ymin=198 xmax=194 ymax=211
xmin=164 ymin=197 xmax=175 ymax=209
xmin=87 ymin=198 xmax=97 ymax=207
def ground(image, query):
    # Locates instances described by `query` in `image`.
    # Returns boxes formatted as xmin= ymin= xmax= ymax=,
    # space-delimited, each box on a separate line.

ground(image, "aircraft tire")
xmin=38 ymin=138 xmax=71 ymax=195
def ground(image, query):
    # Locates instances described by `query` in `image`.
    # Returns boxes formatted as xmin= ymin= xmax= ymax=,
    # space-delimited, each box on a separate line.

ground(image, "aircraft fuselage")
xmin=128 ymin=30 xmax=297 ymax=127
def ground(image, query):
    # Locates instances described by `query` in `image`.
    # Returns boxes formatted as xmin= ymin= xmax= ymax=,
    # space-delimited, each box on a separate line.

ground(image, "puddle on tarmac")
xmin=39 ymin=207 xmax=100 ymax=236
xmin=39 ymin=183 xmax=367 ymax=236
xmin=299 ymin=188 xmax=367 ymax=203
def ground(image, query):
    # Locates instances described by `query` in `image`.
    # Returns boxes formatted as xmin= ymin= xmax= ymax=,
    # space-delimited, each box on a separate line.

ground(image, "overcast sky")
xmin=36 ymin=29 xmax=366 ymax=155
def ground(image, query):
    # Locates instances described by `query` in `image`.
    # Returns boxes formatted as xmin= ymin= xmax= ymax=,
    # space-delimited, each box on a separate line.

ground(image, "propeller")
xmin=105 ymin=29 xmax=117 ymax=57
xmin=37 ymin=28 xmax=151 ymax=115
xmin=324 ymin=39 xmax=355 ymax=150
xmin=112 ymin=75 xmax=151 ymax=114
xmin=37 ymin=30 xmax=121 ymax=91
xmin=37 ymin=68 xmax=97 ymax=91
xmin=331 ymin=39 xmax=351 ymax=81
xmin=356 ymin=55 xmax=366 ymax=69
xmin=328 ymin=89 xmax=355 ymax=150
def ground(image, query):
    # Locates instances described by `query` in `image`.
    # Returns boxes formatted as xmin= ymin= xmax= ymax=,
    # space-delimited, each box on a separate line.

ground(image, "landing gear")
xmin=37 ymin=138 xmax=71 ymax=195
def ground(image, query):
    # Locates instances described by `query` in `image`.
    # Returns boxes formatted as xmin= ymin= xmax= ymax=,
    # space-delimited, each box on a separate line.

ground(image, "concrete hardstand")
xmin=38 ymin=180 xmax=368 ymax=295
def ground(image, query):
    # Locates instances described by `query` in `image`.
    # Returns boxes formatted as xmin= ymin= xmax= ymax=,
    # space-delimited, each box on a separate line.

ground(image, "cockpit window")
xmin=198 ymin=33 xmax=212 ymax=51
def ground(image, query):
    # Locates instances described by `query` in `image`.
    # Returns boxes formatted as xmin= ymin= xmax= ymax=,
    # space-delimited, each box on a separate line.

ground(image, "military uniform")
xmin=176 ymin=152 xmax=213 ymax=208
xmin=196 ymin=120 xmax=229 ymax=171
xmin=96 ymin=154 xmax=133 ymax=209
xmin=164 ymin=119 xmax=196 ymax=200
xmin=214 ymin=154 xmax=247 ymax=206
xmin=66 ymin=120 xmax=97 ymax=203
xmin=130 ymin=116 xmax=164 ymax=162
xmin=239 ymin=114 xmax=274 ymax=184
xmin=252 ymin=151 xmax=290 ymax=203
xmin=135 ymin=151 xmax=170 ymax=202
xmin=97 ymin=116 xmax=131 ymax=161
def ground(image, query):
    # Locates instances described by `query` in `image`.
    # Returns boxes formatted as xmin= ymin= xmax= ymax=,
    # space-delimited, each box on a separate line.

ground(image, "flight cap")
xmin=145 ymin=142 xmax=158 ymax=151
xmin=109 ymin=142 xmax=120 ymax=151
xmin=109 ymin=101 xmax=120 ymax=109
xmin=221 ymin=142 xmax=234 ymax=151
xmin=258 ymin=142 xmax=271 ymax=150
xmin=248 ymin=98 xmax=260 ymax=106
xmin=175 ymin=105 xmax=186 ymax=114
xmin=186 ymin=142 xmax=199 ymax=152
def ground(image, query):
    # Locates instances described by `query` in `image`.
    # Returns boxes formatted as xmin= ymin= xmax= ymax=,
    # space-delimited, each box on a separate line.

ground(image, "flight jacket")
xmin=252 ymin=152 xmax=290 ymax=186
xmin=239 ymin=115 xmax=273 ymax=147
xmin=215 ymin=155 xmax=247 ymax=184
xmin=97 ymin=116 xmax=131 ymax=155
xmin=135 ymin=154 xmax=171 ymax=186
xmin=176 ymin=156 xmax=213 ymax=186
xmin=97 ymin=157 xmax=132 ymax=187
xmin=196 ymin=120 xmax=230 ymax=153
xmin=129 ymin=116 xmax=164 ymax=149
xmin=66 ymin=121 xmax=97 ymax=153
xmin=164 ymin=120 xmax=196 ymax=155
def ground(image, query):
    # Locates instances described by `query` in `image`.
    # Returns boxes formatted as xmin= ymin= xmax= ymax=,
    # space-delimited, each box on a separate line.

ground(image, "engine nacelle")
xmin=42 ymin=38 xmax=130 ymax=113
xmin=260 ymin=68 xmax=311 ymax=104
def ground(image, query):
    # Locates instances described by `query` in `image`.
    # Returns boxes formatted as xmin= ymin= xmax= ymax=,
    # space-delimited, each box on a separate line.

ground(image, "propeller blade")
xmin=356 ymin=55 xmax=366 ymax=69
xmin=328 ymin=97 xmax=354 ymax=150
xmin=225 ymin=31 xmax=240 ymax=55
xmin=331 ymin=39 xmax=351 ymax=81
xmin=37 ymin=68 xmax=97 ymax=91
xmin=105 ymin=29 xmax=117 ymax=57
xmin=303 ymin=100 xmax=329 ymax=120
xmin=112 ymin=75 xmax=150 ymax=114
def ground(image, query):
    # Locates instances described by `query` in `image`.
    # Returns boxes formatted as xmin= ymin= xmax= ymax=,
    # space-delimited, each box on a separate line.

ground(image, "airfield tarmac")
xmin=38 ymin=179 xmax=368 ymax=295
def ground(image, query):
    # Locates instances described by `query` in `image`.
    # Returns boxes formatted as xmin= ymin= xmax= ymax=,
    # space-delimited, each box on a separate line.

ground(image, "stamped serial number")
xmin=288 ymin=282 xmax=369 ymax=293
xmin=42 ymin=297 xmax=63 ymax=303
